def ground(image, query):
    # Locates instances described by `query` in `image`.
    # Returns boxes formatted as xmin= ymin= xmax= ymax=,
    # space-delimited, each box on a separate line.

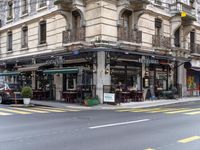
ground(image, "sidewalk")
xmin=31 ymin=97 xmax=200 ymax=110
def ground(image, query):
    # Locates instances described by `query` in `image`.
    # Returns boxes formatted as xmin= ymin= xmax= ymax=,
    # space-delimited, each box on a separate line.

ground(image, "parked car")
xmin=0 ymin=83 xmax=23 ymax=104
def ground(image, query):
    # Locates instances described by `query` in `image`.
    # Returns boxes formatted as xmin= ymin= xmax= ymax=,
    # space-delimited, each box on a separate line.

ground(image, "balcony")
xmin=62 ymin=27 xmax=85 ymax=44
xmin=54 ymin=0 xmax=72 ymax=5
xmin=170 ymin=1 xmax=196 ymax=22
xmin=129 ymin=0 xmax=150 ymax=4
xmin=189 ymin=43 xmax=200 ymax=54
xmin=129 ymin=0 xmax=151 ymax=11
xmin=152 ymin=35 xmax=171 ymax=49
xmin=118 ymin=29 xmax=142 ymax=44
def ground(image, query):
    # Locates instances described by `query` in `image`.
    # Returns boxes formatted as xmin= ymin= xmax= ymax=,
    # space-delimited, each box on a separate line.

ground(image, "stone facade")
xmin=0 ymin=0 xmax=200 ymax=102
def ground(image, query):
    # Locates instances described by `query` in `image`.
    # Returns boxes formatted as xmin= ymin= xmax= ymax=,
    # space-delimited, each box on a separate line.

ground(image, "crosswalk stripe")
xmin=178 ymin=136 xmax=200 ymax=143
xmin=11 ymin=107 xmax=49 ymax=113
xmin=0 ymin=108 xmax=32 ymax=115
xmin=165 ymin=108 xmax=200 ymax=114
xmin=0 ymin=112 xmax=12 ymax=116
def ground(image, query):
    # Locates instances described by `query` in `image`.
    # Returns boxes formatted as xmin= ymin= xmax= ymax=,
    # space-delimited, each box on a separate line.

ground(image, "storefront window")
xmin=111 ymin=65 xmax=141 ymax=91
xmin=63 ymin=74 xmax=77 ymax=91
xmin=156 ymin=68 xmax=168 ymax=91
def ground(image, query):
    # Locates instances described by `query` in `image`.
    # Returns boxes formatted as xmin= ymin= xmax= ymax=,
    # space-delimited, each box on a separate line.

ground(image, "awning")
xmin=0 ymin=71 xmax=21 ymax=76
xmin=43 ymin=68 xmax=79 ymax=75
xmin=190 ymin=67 xmax=200 ymax=72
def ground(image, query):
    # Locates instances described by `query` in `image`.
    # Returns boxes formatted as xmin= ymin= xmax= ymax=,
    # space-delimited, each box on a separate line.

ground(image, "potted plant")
xmin=21 ymin=86 xmax=33 ymax=105
xmin=84 ymin=96 xmax=100 ymax=106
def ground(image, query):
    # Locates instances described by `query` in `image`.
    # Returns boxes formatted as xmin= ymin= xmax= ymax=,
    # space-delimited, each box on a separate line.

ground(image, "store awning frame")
xmin=18 ymin=65 xmax=39 ymax=72
xmin=43 ymin=68 xmax=79 ymax=75
xmin=0 ymin=71 xmax=22 ymax=76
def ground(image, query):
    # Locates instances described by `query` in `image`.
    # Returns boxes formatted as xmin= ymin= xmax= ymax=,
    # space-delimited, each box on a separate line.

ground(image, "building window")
xmin=38 ymin=0 xmax=47 ymax=8
xmin=7 ymin=31 xmax=13 ymax=51
xmin=63 ymin=74 xmax=77 ymax=91
xmin=72 ymin=11 xmax=83 ymax=41
xmin=7 ymin=1 xmax=13 ymax=20
xmin=118 ymin=10 xmax=132 ymax=41
xmin=39 ymin=21 xmax=46 ymax=44
xmin=155 ymin=18 xmax=162 ymax=35
xmin=155 ymin=0 xmax=162 ymax=5
xmin=174 ymin=28 xmax=180 ymax=47
xmin=21 ymin=0 xmax=28 ymax=15
xmin=22 ymin=26 xmax=28 ymax=48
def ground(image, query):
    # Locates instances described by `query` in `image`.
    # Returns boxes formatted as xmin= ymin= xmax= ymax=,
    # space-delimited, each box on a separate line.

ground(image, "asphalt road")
xmin=1 ymin=101 xmax=200 ymax=150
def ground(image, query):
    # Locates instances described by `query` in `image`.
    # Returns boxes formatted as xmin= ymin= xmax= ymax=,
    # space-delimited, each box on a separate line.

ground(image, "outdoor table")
xmin=62 ymin=91 xmax=77 ymax=103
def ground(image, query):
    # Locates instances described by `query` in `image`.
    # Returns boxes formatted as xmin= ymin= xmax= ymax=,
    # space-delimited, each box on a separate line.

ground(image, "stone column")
xmin=141 ymin=56 xmax=147 ymax=100
xmin=54 ymin=57 xmax=63 ymax=101
xmin=54 ymin=74 xmax=63 ymax=101
xmin=177 ymin=63 xmax=187 ymax=97
xmin=31 ymin=71 xmax=36 ymax=90
xmin=96 ymin=51 xmax=111 ymax=103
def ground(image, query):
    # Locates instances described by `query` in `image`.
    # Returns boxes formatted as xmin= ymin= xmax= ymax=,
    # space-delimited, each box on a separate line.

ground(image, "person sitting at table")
xmin=128 ymin=83 xmax=137 ymax=91
xmin=115 ymin=82 xmax=122 ymax=92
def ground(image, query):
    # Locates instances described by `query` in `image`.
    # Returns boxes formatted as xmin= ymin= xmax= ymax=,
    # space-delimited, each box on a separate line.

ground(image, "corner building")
xmin=0 ymin=0 xmax=200 ymax=103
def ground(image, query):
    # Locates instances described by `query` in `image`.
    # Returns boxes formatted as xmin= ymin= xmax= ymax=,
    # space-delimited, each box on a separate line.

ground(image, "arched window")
xmin=118 ymin=10 xmax=132 ymax=41
xmin=72 ymin=11 xmax=85 ymax=41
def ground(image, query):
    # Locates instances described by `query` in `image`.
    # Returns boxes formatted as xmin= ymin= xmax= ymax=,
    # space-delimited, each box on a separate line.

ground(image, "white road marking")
xmin=89 ymin=119 xmax=150 ymax=129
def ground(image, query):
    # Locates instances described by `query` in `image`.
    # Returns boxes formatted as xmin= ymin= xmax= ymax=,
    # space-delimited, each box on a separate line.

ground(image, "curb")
xmin=31 ymin=98 xmax=200 ymax=110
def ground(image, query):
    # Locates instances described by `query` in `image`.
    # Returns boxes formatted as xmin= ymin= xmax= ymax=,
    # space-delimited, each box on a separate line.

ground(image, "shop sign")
xmin=139 ymin=58 xmax=159 ymax=65
xmin=45 ymin=58 xmax=64 ymax=66
xmin=104 ymin=93 xmax=115 ymax=103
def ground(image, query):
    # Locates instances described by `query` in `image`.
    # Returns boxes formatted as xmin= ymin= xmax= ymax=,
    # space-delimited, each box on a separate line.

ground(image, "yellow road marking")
xmin=11 ymin=107 xmax=49 ymax=113
xmin=148 ymin=108 xmax=179 ymax=113
xmin=38 ymin=107 xmax=80 ymax=112
xmin=178 ymin=136 xmax=200 ymax=143
xmin=0 ymin=112 xmax=12 ymax=116
xmin=165 ymin=108 xmax=200 ymax=114
xmin=32 ymin=107 xmax=67 ymax=113
xmin=0 ymin=108 xmax=32 ymax=115
xmin=184 ymin=111 xmax=200 ymax=115
xmin=128 ymin=108 xmax=162 ymax=112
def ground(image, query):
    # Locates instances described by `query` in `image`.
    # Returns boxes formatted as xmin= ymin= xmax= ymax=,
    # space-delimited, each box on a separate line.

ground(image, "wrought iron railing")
xmin=189 ymin=43 xmax=200 ymax=54
xmin=63 ymin=27 xmax=85 ymax=44
xmin=118 ymin=28 xmax=142 ymax=43
xmin=152 ymin=35 xmax=171 ymax=49
xmin=170 ymin=1 xmax=196 ymax=19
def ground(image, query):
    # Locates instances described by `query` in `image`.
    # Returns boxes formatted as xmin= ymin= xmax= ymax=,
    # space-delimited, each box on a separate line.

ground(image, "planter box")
xmin=84 ymin=98 xmax=99 ymax=106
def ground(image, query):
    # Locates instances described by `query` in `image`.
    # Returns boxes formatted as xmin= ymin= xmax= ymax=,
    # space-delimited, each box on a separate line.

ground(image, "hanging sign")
xmin=181 ymin=11 xmax=187 ymax=17
xmin=139 ymin=58 xmax=159 ymax=65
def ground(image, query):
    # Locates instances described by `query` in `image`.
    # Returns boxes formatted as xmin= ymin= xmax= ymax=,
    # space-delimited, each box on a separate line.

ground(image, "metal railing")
xmin=170 ymin=1 xmax=196 ymax=18
xmin=63 ymin=27 xmax=85 ymax=44
xmin=189 ymin=43 xmax=200 ymax=54
xmin=152 ymin=35 xmax=171 ymax=49
xmin=118 ymin=28 xmax=142 ymax=43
